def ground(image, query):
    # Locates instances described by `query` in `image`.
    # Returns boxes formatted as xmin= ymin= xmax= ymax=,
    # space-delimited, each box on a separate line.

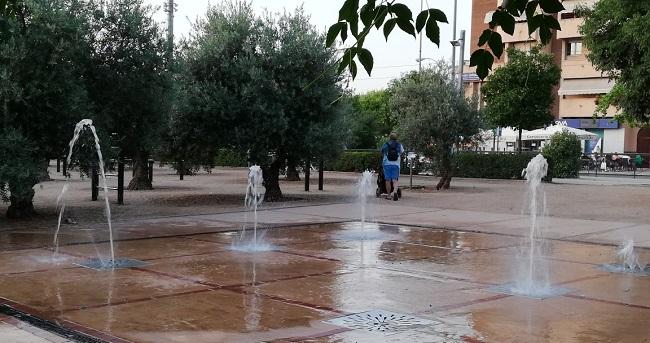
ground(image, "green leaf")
xmin=349 ymin=59 xmax=358 ymax=79
xmin=415 ymin=10 xmax=428 ymax=33
xmin=528 ymin=14 xmax=543 ymax=35
xmin=428 ymin=9 xmax=448 ymax=23
xmin=539 ymin=25 xmax=552 ymax=44
xmin=543 ymin=14 xmax=561 ymax=30
xmin=538 ymin=0 xmax=565 ymax=13
xmin=525 ymin=1 xmax=539 ymax=30
xmin=358 ymin=48 xmax=374 ymax=75
xmin=338 ymin=0 xmax=359 ymax=21
xmin=360 ymin=2 xmax=375 ymax=27
xmin=425 ymin=17 xmax=440 ymax=46
xmin=478 ymin=29 xmax=492 ymax=46
xmin=349 ymin=16 xmax=359 ymax=37
xmin=374 ymin=5 xmax=388 ymax=29
xmin=383 ymin=18 xmax=397 ymax=40
xmin=390 ymin=3 xmax=413 ymax=20
xmin=326 ymin=22 xmax=345 ymax=47
xmin=396 ymin=17 xmax=416 ymax=38
xmin=338 ymin=48 xmax=354 ymax=74
xmin=341 ymin=22 xmax=348 ymax=42
xmin=488 ymin=32 xmax=503 ymax=58
xmin=470 ymin=49 xmax=494 ymax=79
xmin=492 ymin=10 xmax=516 ymax=35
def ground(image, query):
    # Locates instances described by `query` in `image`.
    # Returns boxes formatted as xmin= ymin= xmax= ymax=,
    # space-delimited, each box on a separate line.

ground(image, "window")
xmin=567 ymin=41 xmax=583 ymax=56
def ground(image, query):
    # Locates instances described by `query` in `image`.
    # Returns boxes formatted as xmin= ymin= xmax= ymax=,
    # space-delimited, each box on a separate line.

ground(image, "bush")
xmin=541 ymin=131 xmax=581 ymax=178
xmin=325 ymin=150 xmax=381 ymax=172
xmin=0 ymin=129 xmax=42 ymax=217
xmin=214 ymin=148 xmax=248 ymax=167
xmin=454 ymin=152 xmax=537 ymax=179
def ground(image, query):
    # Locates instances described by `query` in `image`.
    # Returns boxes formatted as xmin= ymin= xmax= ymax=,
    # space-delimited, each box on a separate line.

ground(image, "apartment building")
xmin=466 ymin=0 xmax=646 ymax=153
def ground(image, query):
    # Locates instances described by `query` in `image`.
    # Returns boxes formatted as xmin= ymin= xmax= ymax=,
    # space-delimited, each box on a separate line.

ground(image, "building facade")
xmin=467 ymin=0 xmax=644 ymax=154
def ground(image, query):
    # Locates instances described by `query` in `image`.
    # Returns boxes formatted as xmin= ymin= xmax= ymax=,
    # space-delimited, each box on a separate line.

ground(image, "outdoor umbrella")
xmin=524 ymin=124 xmax=599 ymax=141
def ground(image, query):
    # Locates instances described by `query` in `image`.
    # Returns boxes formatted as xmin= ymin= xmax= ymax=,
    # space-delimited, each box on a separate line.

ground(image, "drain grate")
xmin=597 ymin=264 xmax=650 ymax=276
xmin=489 ymin=283 xmax=572 ymax=299
xmin=325 ymin=310 xmax=434 ymax=335
xmin=76 ymin=258 xmax=147 ymax=271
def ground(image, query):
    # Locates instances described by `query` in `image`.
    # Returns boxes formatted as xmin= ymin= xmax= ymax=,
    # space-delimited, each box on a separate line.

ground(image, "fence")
xmin=580 ymin=153 xmax=650 ymax=178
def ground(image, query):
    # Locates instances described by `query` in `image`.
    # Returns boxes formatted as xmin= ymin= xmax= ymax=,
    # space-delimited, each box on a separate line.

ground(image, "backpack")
xmin=387 ymin=141 xmax=399 ymax=161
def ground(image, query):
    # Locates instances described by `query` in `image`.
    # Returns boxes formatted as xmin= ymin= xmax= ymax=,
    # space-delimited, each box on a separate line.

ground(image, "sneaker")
xmin=393 ymin=192 xmax=398 ymax=201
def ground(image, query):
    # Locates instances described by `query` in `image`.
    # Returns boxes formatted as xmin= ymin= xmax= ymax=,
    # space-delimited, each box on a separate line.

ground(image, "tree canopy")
xmin=347 ymin=90 xmax=394 ymax=149
xmin=172 ymin=2 xmax=346 ymax=200
xmin=579 ymin=0 xmax=650 ymax=126
xmin=328 ymin=0 xmax=565 ymax=79
xmin=389 ymin=62 xmax=482 ymax=190
xmin=481 ymin=46 xmax=560 ymax=150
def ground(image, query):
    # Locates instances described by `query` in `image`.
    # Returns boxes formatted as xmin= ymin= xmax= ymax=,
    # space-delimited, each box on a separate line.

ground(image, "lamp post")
xmin=450 ymin=30 xmax=466 ymax=92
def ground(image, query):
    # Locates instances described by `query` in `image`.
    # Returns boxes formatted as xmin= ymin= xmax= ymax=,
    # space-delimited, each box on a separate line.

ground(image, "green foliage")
xmin=173 ymin=2 xmax=346 ymax=199
xmin=389 ymin=62 xmax=482 ymax=188
xmin=325 ymin=150 xmax=381 ymax=172
xmin=328 ymin=0 xmax=564 ymax=80
xmin=347 ymin=90 xmax=394 ymax=149
xmin=214 ymin=149 xmax=247 ymax=168
xmin=579 ymin=0 xmax=650 ymax=125
xmin=541 ymin=131 xmax=581 ymax=178
xmin=86 ymin=0 xmax=172 ymax=188
xmin=454 ymin=152 xmax=535 ymax=179
xmin=482 ymin=46 xmax=561 ymax=134
xmin=0 ymin=129 xmax=41 ymax=204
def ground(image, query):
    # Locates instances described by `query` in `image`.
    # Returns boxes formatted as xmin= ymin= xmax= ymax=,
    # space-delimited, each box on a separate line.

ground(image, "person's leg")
xmin=385 ymin=165 xmax=397 ymax=198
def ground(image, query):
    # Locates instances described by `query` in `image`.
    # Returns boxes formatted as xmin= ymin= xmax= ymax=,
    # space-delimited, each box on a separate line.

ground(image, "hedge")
xmin=454 ymin=152 xmax=536 ymax=179
xmin=325 ymin=151 xmax=382 ymax=172
xmin=214 ymin=148 xmax=248 ymax=167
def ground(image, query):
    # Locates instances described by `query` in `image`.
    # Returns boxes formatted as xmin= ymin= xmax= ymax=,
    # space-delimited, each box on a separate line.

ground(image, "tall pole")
xmin=166 ymin=0 xmax=174 ymax=59
xmin=418 ymin=0 xmax=423 ymax=73
xmin=450 ymin=0 xmax=458 ymax=81
xmin=458 ymin=30 xmax=465 ymax=92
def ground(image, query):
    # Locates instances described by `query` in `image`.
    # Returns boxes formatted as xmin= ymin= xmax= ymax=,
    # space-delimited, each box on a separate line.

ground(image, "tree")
xmin=347 ymin=90 xmax=394 ymax=149
xmin=389 ymin=62 xmax=482 ymax=190
xmin=327 ymin=0 xmax=565 ymax=80
xmin=0 ymin=0 xmax=93 ymax=217
xmin=579 ymin=0 xmax=650 ymax=125
xmin=481 ymin=46 xmax=560 ymax=151
xmin=85 ymin=0 xmax=172 ymax=190
xmin=173 ymin=2 xmax=346 ymax=200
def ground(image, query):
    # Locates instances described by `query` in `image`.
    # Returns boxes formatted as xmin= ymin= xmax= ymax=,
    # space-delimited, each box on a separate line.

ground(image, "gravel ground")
xmin=1 ymin=162 xmax=650 ymax=230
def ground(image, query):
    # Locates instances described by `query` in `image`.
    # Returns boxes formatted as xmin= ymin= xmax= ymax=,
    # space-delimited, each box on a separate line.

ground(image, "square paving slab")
xmin=0 ymin=221 xmax=647 ymax=342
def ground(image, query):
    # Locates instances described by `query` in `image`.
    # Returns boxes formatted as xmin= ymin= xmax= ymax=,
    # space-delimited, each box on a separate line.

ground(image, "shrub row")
xmin=214 ymin=148 xmax=248 ymax=167
xmin=453 ymin=152 xmax=537 ymax=179
xmin=324 ymin=150 xmax=382 ymax=172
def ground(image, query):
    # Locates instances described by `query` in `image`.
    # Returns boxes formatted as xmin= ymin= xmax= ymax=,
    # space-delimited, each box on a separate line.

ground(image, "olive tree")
xmin=389 ymin=62 xmax=482 ymax=190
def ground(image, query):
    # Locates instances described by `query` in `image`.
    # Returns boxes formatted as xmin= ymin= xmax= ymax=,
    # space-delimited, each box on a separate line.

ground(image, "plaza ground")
xmin=0 ymin=165 xmax=649 ymax=342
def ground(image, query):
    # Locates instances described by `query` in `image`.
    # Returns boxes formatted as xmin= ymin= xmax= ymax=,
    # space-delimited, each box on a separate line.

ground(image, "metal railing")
xmin=580 ymin=153 xmax=650 ymax=178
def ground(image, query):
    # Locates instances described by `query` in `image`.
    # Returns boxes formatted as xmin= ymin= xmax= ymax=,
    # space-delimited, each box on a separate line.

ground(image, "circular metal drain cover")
xmin=326 ymin=310 xmax=434 ymax=335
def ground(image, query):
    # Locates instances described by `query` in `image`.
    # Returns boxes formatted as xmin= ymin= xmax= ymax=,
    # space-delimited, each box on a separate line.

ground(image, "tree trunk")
xmin=262 ymin=158 xmax=283 ymax=201
xmin=7 ymin=191 xmax=36 ymax=219
xmin=436 ymin=152 xmax=453 ymax=190
xmin=127 ymin=151 xmax=152 ymax=190
xmin=518 ymin=128 xmax=523 ymax=153
xmin=285 ymin=157 xmax=301 ymax=181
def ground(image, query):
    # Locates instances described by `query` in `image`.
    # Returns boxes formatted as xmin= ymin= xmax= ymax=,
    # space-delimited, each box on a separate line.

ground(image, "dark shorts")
xmin=383 ymin=165 xmax=399 ymax=181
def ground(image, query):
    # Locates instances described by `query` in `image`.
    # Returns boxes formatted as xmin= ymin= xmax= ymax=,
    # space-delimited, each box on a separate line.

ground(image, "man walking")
xmin=381 ymin=132 xmax=404 ymax=201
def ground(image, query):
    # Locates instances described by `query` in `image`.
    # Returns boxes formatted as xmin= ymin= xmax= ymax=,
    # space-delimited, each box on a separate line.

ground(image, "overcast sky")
xmin=144 ymin=0 xmax=472 ymax=93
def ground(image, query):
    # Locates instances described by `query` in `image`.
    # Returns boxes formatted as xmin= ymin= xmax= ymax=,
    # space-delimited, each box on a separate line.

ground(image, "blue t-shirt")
xmin=381 ymin=140 xmax=404 ymax=166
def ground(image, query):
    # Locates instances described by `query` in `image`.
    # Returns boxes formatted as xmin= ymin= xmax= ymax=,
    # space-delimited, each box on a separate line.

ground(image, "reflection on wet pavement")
xmin=0 ymin=222 xmax=648 ymax=342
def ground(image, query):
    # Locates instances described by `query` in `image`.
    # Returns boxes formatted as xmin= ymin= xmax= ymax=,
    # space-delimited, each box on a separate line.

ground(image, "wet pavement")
xmin=0 ymin=219 xmax=649 ymax=342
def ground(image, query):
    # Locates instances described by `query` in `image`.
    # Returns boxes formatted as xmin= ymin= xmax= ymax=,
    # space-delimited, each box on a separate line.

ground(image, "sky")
xmin=144 ymin=0 xmax=473 ymax=93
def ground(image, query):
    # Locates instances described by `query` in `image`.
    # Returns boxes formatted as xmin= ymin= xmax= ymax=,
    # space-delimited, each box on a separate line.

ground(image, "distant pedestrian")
xmin=381 ymin=132 xmax=404 ymax=201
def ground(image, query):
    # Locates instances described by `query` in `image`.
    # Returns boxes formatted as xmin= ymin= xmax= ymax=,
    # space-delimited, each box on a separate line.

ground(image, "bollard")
xmin=117 ymin=160 xmax=124 ymax=205
xmin=318 ymin=160 xmax=324 ymax=191
xmin=179 ymin=160 xmax=184 ymax=181
xmin=304 ymin=159 xmax=310 ymax=192
xmin=148 ymin=159 xmax=154 ymax=184
xmin=91 ymin=166 xmax=99 ymax=201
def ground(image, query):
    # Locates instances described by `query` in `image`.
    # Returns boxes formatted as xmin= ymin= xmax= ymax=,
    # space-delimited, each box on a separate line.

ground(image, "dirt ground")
xmin=1 ymin=162 xmax=649 ymax=230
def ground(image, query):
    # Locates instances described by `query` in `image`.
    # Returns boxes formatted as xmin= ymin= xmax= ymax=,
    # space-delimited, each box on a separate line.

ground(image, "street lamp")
xmin=416 ymin=57 xmax=434 ymax=72
xmin=450 ymin=29 xmax=466 ymax=92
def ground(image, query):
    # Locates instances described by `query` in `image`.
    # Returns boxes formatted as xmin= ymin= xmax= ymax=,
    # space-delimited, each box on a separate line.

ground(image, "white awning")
xmin=524 ymin=125 xmax=599 ymax=140
xmin=558 ymin=78 xmax=614 ymax=96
